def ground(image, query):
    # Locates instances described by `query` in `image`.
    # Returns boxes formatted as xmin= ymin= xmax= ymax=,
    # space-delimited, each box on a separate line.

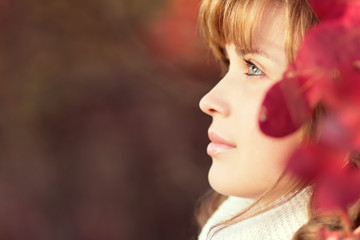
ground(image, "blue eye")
xmin=244 ymin=60 xmax=264 ymax=76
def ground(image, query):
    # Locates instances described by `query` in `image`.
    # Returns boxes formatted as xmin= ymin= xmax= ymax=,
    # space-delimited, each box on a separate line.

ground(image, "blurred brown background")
xmin=0 ymin=0 xmax=221 ymax=239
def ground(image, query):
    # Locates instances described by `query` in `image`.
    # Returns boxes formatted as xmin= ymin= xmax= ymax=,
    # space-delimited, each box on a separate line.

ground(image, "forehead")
xmin=248 ymin=6 xmax=286 ymax=59
xmin=225 ymin=6 xmax=287 ymax=66
xmin=223 ymin=1 xmax=284 ymax=46
xmin=234 ymin=4 xmax=285 ymax=49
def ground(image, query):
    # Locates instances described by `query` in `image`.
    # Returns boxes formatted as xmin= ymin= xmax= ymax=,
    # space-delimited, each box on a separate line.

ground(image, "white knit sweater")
xmin=198 ymin=189 xmax=310 ymax=240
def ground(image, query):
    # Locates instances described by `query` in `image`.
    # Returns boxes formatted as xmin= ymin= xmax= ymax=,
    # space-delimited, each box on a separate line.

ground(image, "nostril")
xmin=209 ymin=109 xmax=217 ymax=114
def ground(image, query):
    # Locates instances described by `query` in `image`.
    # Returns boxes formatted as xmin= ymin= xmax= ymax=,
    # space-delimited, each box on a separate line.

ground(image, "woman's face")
xmin=199 ymin=6 xmax=301 ymax=198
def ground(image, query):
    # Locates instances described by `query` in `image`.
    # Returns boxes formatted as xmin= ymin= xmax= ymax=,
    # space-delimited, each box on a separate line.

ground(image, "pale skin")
xmin=199 ymin=5 xmax=301 ymax=199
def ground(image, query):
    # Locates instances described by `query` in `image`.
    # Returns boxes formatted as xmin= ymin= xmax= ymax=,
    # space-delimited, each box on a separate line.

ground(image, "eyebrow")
xmin=237 ymin=48 xmax=280 ymax=64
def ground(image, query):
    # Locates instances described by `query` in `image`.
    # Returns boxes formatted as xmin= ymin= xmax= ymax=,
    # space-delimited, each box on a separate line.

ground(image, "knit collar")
xmin=198 ymin=188 xmax=311 ymax=240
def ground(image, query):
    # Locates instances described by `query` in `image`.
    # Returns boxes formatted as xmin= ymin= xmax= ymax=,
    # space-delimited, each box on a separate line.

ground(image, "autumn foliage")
xmin=259 ymin=0 xmax=360 ymax=238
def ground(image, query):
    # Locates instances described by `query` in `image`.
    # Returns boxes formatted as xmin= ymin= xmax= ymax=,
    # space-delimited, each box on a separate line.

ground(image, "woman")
xmin=195 ymin=0 xmax=360 ymax=239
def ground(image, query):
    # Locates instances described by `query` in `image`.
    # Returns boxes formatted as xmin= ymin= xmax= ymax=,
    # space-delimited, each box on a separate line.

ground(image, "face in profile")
xmin=199 ymin=5 xmax=301 ymax=199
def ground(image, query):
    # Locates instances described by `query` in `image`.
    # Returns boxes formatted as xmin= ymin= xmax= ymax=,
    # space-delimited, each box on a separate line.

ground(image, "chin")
xmin=208 ymin=165 xmax=265 ymax=198
xmin=208 ymin=164 xmax=228 ymax=195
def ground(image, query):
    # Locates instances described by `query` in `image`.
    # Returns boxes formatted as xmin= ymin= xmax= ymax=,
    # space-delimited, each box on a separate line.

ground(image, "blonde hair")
xmin=198 ymin=0 xmax=319 ymax=64
xmin=195 ymin=0 xmax=360 ymax=239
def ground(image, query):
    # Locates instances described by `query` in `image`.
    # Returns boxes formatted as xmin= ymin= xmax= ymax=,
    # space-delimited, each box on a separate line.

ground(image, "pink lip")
xmin=207 ymin=132 xmax=236 ymax=156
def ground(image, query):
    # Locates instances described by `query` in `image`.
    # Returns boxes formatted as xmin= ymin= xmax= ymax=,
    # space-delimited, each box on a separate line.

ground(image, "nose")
xmin=199 ymin=81 xmax=231 ymax=117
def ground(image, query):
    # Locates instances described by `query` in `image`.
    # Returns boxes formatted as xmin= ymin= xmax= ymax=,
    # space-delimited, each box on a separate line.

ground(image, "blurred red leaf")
xmin=285 ymin=141 xmax=347 ymax=181
xmin=285 ymin=144 xmax=328 ymax=181
xmin=314 ymin=167 xmax=360 ymax=212
xmin=295 ymin=22 xmax=360 ymax=110
xmin=258 ymin=67 xmax=312 ymax=137
xmin=335 ymin=107 xmax=360 ymax=149
xmin=308 ymin=0 xmax=360 ymax=24
xmin=319 ymin=114 xmax=353 ymax=150
xmin=144 ymin=0 xmax=202 ymax=62
xmin=307 ymin=0 xmax=347 ymax=21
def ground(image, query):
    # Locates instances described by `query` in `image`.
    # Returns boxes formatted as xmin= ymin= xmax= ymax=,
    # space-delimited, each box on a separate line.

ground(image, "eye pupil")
xmin=249 ymin=64 xmax=261 ymax=75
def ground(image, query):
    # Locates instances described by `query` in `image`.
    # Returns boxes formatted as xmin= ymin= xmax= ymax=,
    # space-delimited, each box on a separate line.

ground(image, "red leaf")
xmin=335 ymin=107 xmax=360 ymax=149
xmin=308 ymin=0 xmax=360 ymax=24
xmin=294 ymin=22 xmax=360 ymax=110
xmin=285 ymin=144 xmax=327 ymax=181
xmin=285 ymin=142 xmax=346 ymax=181
xmin=314 ymin=168 xmax=360 ymax=212
xmin=319 ymin=114 xmax=353 ymax=150
xmin=318 ymin=106 xmax=360 ymax=150
xmin=308 ymin=0 xmax=348 ymax=21
xmin=258 ymin=67 xmax=313 ymax=137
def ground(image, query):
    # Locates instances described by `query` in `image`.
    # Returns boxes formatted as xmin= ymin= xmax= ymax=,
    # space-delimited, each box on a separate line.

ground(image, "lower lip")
xmin=207 ymin=142 xmax=236 ymax=156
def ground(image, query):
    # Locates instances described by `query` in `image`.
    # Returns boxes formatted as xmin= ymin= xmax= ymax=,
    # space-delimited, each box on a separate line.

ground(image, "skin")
xmin=199 ymin=5 xmax=301 ymax=199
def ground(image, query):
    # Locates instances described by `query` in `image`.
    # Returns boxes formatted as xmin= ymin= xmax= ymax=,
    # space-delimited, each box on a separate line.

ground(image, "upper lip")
xmin=208 ymin=131 xmax=236 ymax=147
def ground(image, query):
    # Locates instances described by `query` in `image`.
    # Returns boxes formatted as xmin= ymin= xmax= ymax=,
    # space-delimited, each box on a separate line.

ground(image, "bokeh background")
xmin=0 ymin=0 xmax=222 ymax=239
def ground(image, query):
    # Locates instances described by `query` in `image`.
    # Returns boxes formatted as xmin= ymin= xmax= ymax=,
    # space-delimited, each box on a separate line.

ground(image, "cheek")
xmin=243 ymin=132 xmax=300 ymax=179
xmin=234 ymin=83 xmax=270 ymax=145
xmin=208 ymin=84 xmax=300 ymax=198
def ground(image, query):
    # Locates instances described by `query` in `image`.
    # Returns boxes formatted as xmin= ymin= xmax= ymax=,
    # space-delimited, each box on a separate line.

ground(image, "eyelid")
xmin=242 ymin=54 xmax=266 ymax=71
xmin=243 ymin=58 xmax=262 ymax=70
